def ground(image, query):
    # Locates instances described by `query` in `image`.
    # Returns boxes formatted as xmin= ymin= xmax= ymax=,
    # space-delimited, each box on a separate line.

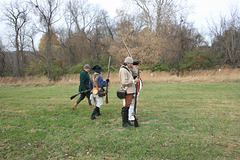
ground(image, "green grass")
xmin=0 ymin=83 xmax=240 ymax=159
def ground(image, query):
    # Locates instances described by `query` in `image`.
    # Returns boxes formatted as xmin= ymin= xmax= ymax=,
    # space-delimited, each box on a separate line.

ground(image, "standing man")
xmin=119 ymin=57 xmax=139 ymax=127
xmin=72 ymin=64 xmax=92 ymax=110
xmin=89 ymin=65 xmax=109 ymax=120
xmin=129 ymin=61 xmax=143 ymax=121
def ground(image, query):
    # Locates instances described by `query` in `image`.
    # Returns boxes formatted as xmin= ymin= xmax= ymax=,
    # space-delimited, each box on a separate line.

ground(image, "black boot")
xmin=96 ymin=107 xmax=102 ymax=116
xmin=128 ymin=120 xmax=134 ymax=126
xmin=121 ymin=107 xmax=133 ymax=127
xmin=91 ymin=107 xmax=97 ymax=120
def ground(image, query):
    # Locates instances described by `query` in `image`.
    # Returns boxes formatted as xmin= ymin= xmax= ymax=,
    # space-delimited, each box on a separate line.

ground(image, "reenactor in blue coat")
xmin=89 ymin=65 xmax=109 ymax=120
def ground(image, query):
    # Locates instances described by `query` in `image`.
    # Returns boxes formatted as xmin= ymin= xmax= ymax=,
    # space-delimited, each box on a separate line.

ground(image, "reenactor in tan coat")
xmin=119 ymin=57 xmax=139 ymax=127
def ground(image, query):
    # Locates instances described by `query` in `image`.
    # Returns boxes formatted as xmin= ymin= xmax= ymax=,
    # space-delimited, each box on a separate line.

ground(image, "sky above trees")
xmin=0 ymin=0 xmax=239 ymax=78
xmin=0 ymin=0 xmax=239 ymax=47
xmin=88 ymin=0 xmax=239 ymax=42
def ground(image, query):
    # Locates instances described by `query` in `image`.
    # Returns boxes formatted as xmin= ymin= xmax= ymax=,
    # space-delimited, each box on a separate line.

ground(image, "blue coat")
xmin=89 ymin=74 xmax=107 ymax=90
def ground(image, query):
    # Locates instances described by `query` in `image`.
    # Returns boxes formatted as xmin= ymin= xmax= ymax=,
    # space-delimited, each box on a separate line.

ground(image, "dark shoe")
xmin=91 ymin=107 xmax=98 ymax=120
xmin=96 ymin=113 xmax=102 ymax=116
xmin=96 ymin=107 xmax=102 ymax=116
xmin=128 ymin=121 xmax=133 ymax=126
xmin=91 ymin=116 xmax=96 ymax=120
xmin=122 ymin=122 xmax=133 ymax=127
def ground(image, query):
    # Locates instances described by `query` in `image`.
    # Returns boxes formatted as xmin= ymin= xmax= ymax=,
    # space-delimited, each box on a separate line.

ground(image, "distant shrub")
xmin=151 ymin=61 xmax=171 ymax=72
xmin=92 ymin=56 xmax=116 ymax=73
xmin=140 ymin=65 xmax=151 ymax=70
xmin=25 ymin=60 xmax=47 ymax=76
xmin=67 ymin=57 xmax=116 ymax=75
xmin=215 ymin=52 xmax=225 ymax=66
xmin=68 ymin=63 xmax=84 ymax=74
xmin=216 ymin=52 xmax=225 ymax=60
xmin=51 ymin=65 xmax=66 ymax=81
xmin=25 ymin=60 xmax=66 ymax=81
xmin=180 ymin=49 xmax=214 ymax=70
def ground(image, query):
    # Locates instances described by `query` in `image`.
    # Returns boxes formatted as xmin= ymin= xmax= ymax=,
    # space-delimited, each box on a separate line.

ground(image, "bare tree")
xmin=0 ymin=39 xmax=6 ymax=77
xmin=3 ymin=1 xmax=28 ymax=76
xmin=64 ymin=0 xmax=102 ymax=65
xmin=27 ymin=26 xmax=38 ymax=54
xmin=164 ymin=18 xmax=205 ymax=73
xmin=131 ymin=0 xmax=154 ymax=31
xmin=66 ymin=0 xmax=97 ymax=33
xmin=209 ymin=6 xmax=240 ymax=67
xmin=88 ymin=10 xmax=114 ymax=62
xmin=128 ymin=0 xmax=188 ymax=33
xmin=101 ymin=10 xmax=115 ymax=40
xmin=114 ymin=0 xmax=198 ymax=70
xmin=30 ymin=0 xmax=61 ymax=80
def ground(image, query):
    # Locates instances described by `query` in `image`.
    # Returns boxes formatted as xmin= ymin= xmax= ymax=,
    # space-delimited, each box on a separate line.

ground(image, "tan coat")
xmin=131 ymin=67 xmax=138 ymax=77
xmin=119 ymin=65 xmax=136 ymax=94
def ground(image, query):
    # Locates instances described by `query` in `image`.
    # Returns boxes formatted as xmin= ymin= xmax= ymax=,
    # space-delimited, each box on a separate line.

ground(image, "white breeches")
xmin=125 ymin=80 xmax=143 ymax=121
xmin=90 ymin=94 xmax=104 ymax=108
xmin=128 ymin=91 xmax=142 ymax=120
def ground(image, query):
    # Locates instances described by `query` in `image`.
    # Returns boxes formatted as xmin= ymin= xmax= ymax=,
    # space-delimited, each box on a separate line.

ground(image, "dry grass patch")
xmin=1 ymin=69 xmax=240 ymax=86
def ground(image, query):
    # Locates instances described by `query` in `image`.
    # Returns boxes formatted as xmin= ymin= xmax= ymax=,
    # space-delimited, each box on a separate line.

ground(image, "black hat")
xmin=92 ymin=65 xmax=104 ymax=73
xmin=133 ymin=61 xmax=140 ymax=65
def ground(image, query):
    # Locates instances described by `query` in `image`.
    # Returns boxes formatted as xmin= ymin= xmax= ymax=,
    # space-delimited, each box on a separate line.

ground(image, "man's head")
xmin=83 ymin=64 xmax=91 ymax=72
xmin=133 ymin=61 xmax=140 ymax=69
xmin=92 ymin=65 xmax=104 ymax=73
xmin=124 ymin=57 xmax=134 ymax=68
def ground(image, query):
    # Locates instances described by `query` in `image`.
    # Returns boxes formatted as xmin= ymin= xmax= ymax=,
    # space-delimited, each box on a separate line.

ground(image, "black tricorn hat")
xmin=92 ymin=65 xmax=104 ymax=73
xmin=133 ymin=61 xmax=140 ymax=65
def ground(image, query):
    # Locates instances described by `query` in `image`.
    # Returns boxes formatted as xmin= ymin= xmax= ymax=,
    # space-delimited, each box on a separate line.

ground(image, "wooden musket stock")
xmin=70 ymin=90 xmax=90 ymax=100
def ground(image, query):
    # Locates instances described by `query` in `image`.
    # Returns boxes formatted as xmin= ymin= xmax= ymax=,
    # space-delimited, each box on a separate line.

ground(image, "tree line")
xmin=0 ymin=0 xmax=239 ymax=80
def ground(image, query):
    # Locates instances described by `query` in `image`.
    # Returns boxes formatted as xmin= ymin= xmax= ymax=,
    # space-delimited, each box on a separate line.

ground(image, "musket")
xmin=70 ymin=90 xmax=91 ymax=100
xmin=106 ymin=56 xmax=111 ymax=104
xmin=121 ymin=38 xmax=132 ymax=57
xmin=133 ymin=67 xmax=140 ymax=127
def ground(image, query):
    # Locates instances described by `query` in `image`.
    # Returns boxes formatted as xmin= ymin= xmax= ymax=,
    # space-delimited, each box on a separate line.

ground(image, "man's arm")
xmin=98 ymin=76 xmax=107 ymax=88
xmin=120 ymin=69 xmax=134 ymax=86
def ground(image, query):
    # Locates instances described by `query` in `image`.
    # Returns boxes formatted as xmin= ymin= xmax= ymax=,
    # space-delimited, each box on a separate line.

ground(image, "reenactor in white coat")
xmin=128 ymin=61 xmax=143 ymax=121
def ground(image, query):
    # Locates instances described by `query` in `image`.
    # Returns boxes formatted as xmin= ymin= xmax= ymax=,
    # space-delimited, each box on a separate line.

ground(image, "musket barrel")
xmin=121 ymin=38 xmax=132 ymax=57
xmin=106 ymin=56 xmax=111 ymax=104
xmin=107 ymin=56 xmax=111 ymax=79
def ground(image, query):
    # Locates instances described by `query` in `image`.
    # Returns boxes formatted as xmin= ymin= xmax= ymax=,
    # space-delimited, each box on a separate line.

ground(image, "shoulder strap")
xmin=93 ymin=75 xmax=99 ymax=91
xmin=122 ymin=66 xmax=131 ymax=73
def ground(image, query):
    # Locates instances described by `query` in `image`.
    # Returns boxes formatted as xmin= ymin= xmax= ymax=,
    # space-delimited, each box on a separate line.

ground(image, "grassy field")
xmin=0 ymin=83 xmax=240 ymax=159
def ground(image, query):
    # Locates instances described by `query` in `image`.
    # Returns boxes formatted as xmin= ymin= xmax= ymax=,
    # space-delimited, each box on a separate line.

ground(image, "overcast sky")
xmin=0 ymin=0 xmax=239 ymax=48
xmin=88 ymin=0 xmax=239 ymax=31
